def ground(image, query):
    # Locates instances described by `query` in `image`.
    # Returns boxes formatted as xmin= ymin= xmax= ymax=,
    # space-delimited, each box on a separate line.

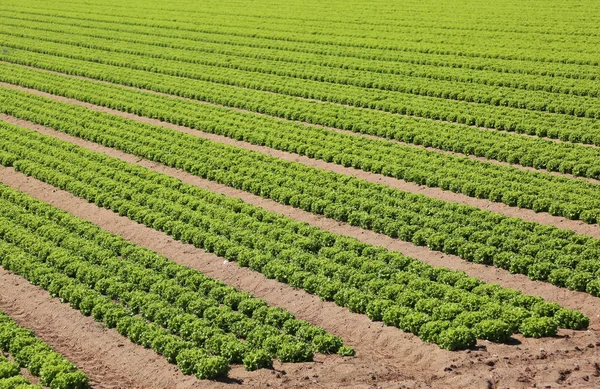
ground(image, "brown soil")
xmin=5 ymin=61 xmax=597 ymax=154
xmin=1 ymin=104 xmax=598 ymax=242
xmin=2 ymin=76 xmax=598 ymax=188
xmin=2 ymin=165 xmax=600 ymax=389
xmin=2 ymin=116 xmax=600 ymax=315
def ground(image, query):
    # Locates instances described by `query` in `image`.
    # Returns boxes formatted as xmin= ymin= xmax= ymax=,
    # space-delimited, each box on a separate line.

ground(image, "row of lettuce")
xmin=2 ymin=88 xmax=600 ymax=296
xmin=0 ymin=311 xmax=89 ymax=389
xmin=1 ymin=3 xmax=599 ymax=67
xmin=3 ymin=15 xmax=600 ymax=98
xmin=2 ymin=71 xmax=600 ymax=229
xmin=3 ymin=38 xmax=600 ymax=149
xmin=3 ymin=8 xmax=598 ymax=83
xmin=0 ymin=184 xmax=354 ymax=381
xmin=0 ymin=121 xmax=591 ymax=352
xmin=2 ymin=24 xmax=600 ymax=116
xmin=3 ymin=58 xmax=600 ymax=179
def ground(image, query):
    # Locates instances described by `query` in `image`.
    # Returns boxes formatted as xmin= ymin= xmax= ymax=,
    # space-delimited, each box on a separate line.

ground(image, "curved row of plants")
xmin=3 ymin=45 xmax=600 ymax=149
xmin=0 ymin=121 xmax=592 ymax=351
xmin=2 ymin=82 xmax=600 ymax=229
xmin=1 ymin=97 xmax=600 ymax=292
xmin=0 ymin=310 xmax=89 ymax=389
xmin=2 ymin=34 xmax=599 ymax=122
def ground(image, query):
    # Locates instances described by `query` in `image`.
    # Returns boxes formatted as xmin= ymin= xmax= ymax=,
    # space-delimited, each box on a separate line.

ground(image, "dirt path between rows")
xmin=4 ymin=54 xmax=599 ymax=155
xmin=2 ymin=72 xmax=599 ymax=187
xmin=2 ymin=115 xmax=600 ymax=318
xmin=1 ymin=91 xmax=599 ymax=241
xmin=1 ymin=167 xmax=600 ymax=389
xmin=0 ymin=268 xmax=207 ymax=389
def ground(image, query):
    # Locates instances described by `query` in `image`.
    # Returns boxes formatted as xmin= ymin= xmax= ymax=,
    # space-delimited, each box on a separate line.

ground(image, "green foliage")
xmin=242 ymin=350 xmax=273 ymax=371
xmin=49 ymin=372 xmax=90 ymax=389
xmin=366 ymin=299 xmax=393 ymax=321
xmin=0 ymin=362 xmax=19 ymax=380
xmin=176 ymin=349 xmax=209 ymax=376
xmin=0 ymin=312 xmax=89 ymax=388
xmin=438 ymin=326 xmax=476 ymax=351
xmin=311 ymin=334 xmax=343 ymax=354
xmin=418 ymin=320 xmax=451 ymax=343
xmin=337 ymin=345 xmax=356 ymax=357
xmin=519 ymin=317 xmax=559 ymax=338
xmin=194 ymin=357 xmax=230 ymax=380
xmin=554 ymin=309 xmax=589 ymax=330
xmin=276 ymin=341 xmax=313 ymax=363
xmin=472 ymin=320 xmax=512 ymax=343
xmin=400 ymin=312 xmax=431 ymax=334
xmin=0 ymin=109 xmax=591 ymax=358
xmin=0 ymin=80 xmax=598 ymax=307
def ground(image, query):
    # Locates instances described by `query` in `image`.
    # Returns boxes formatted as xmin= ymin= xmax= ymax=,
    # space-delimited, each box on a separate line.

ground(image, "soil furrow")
xmin=4 ymin=61 xmax=596 ymax=155
xmin=1 ymin=167 xmax=600 ymax=389
xmin=0 ymin=87 xmax=598 ymax=239
xmin=0 ymin=268 xmax=205 ymax=389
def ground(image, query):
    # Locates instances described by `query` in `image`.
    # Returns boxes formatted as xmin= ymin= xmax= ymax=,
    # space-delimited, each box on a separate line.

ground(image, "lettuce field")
xmin=0 ymin=0 xmax=599 ymax=388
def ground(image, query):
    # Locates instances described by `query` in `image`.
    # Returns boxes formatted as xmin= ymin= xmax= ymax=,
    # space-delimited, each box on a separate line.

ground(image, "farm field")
xmin=0 ymin=0 xmax=599 ymax=388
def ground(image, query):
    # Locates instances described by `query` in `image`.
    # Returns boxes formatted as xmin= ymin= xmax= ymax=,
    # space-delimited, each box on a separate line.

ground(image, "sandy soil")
xmin=2 ymin=116 xmax=600 ymax=314
xmin=4 ymin=62 xmax=597 ymax=155
xmin=1 ymin=167 xmax=600 ymax=389
xmin=1 ymin=94 xmax=599 ymax=242
xmin=2 ymin=78 xmax=598 ymax=188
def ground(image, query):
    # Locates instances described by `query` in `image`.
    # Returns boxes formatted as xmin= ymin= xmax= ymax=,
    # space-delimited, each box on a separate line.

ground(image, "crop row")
xmin=3 ymin=79 xmax=600 ymax=229
xmin=0 ymin=120 xmax=591 ymax=349
xmin=3 ymin=9 xmax=598 ymax=82
xmin=0 ymin=217 xmax=346 ymax=362
xmin=3 ymin=45 xmax=600 ymax=149
xmin=2 ymin=95 xmax=600 ymax=293
xmin=4 ymin=17 xmax=600 ymax=97
xmin=4 ymin=1 xmax=597 ymax=41
xmin=0 ymin=194 xmax=351 ymax=358
xmin=2 ymin=33 xmax=600 ymax=121
xmin=15 ymin=3 xmax=596 ymax=57
xmin=0 ymin=221 xmax=336 ymax=366
xmin=3 ymin=61 xmax=600 ymax=185
xmin=0 ymin=240 xmax=236 ymax=380
xmin=0 ymin=187 xmax=354 ymax=379
xmin=2 ymin=4 xmax=599 ymax=66
xmin=0 ymin=310 xmax=89 ymax=389
xmin=3 ymin=22 xmax=600 ymax=102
